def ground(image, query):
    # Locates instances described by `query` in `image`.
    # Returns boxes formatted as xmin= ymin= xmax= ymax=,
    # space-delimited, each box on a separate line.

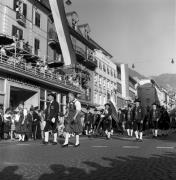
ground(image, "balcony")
xmin=73 ymin=45 xmax=97 ymax=70
xmin=16 ymin=12 xmax=26 ymax=27
xmin=0 ymin=54 xmax=82 ymax=94
xmin=17 ymin=40 xmax=32 ymax=54
xmin=48 ymin=30 xmax=62 ymax=53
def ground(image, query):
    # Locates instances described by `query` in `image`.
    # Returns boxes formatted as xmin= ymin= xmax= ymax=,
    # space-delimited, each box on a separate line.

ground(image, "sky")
xmin=65 ymin=0 xmax=176 ymax=77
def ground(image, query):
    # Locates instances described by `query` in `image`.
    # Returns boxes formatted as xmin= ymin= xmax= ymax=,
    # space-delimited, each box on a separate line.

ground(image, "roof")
xmin=89 ymin=37 xmax=113 ymax=58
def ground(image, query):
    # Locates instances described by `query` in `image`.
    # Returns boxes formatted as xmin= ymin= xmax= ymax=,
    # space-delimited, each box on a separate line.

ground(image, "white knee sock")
xmin=154 ymin=129 xmax=158 ymax=137
xmin=44 ymin=132 xmax=49 ymax=142
xmin=107 ymin=132 xmax=111 ymax=138
xmin=135 ymin=131 xmax=139 ymax=139
xmin=130 ymin=129 xmax=133 ymax=136
xmin=63 ymin=133 xmax=69 ymax=145
xmin=75 ymin=135 xmax=79 ymax=145
xmin=127 ymin=129 xmax=130 ymax=136
xmin=19 ymin=134 xmax=22 ymax=141
xmin=53 ymin=133 xmax=57 ymax=142
xmin=22 ymin=134 xmax=25 ymax=141
xmin=139 ymin=132 xmax=143 ymax=140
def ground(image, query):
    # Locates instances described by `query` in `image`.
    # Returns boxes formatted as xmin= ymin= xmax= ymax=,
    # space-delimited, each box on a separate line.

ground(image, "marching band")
xmin=0 ymin=94 xmax=175 ymax=147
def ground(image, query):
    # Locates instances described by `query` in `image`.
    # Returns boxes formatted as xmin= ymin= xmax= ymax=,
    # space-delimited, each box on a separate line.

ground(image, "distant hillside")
xmin=151 ymin=74 xmax=176 ymax=93
xmin=128 ymin=69 xmax=176 ymax=94
xmin=129 ymin=69 xmax=146 ymax=81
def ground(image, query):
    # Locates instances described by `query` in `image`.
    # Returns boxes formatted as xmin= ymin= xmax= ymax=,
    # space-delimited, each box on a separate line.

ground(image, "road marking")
xmin=17 ymin=144 xmax=30 ymax=146
xmin=123 ymin=146 xmax=139 ymax=149
xmin=92 ymin=146 xmax=108 ymax=148
xmin=156 ymin=147 xmax=174 ymax=149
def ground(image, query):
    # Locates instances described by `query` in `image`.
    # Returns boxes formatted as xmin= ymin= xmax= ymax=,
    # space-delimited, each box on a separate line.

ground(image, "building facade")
xmin=0 ymin=0 xmax=82 ymax=112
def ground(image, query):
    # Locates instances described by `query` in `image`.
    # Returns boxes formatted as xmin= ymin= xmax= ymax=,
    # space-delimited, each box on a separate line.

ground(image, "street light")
xmin=171 ymin=58 xmax=174 ymax=64
xmin=65 ymin=0 xmax=72 ymax=5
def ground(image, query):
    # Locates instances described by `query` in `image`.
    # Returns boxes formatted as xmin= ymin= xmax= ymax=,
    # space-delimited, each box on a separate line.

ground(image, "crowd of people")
xmin=0 ymin=95 xmax=176 ymax=147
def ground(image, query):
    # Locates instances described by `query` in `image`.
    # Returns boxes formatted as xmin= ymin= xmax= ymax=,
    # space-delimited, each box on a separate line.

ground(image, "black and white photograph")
xmin=0 ymin=0 xmax=176 ymax=179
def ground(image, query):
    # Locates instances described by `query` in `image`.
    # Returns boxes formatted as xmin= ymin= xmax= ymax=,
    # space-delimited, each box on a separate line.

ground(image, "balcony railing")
xmin=16 ymin=12 xmax=26 ymax=27
xmin=73 ymin=44 xmax=97 ymax=70
xmin=0 ymin=54 xmax=82 ymax=93
xmin=73 ymin=45 xmax=86 ymax=59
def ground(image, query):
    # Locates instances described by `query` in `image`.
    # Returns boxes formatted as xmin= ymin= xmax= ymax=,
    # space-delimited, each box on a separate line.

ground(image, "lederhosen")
xmin=93 ymin=113 xmax=101 ymax=130
xmin=84 ymin=112 xmax=93 ymax=132
xmin=125 ymin=109 xmax=133 ymax=129
xmin=103 ymin=108 xmax=112 ymax=132
xmin=44 ymin=101 xmax=59 ymax=133
xmin=64 ymin=100 xmax=82 ymax=135
xmin=133 ymin=106 xmax=144 ymax=132
xmin=0 ymin=114 xmax=4 ymax=139
xmin=150 ymin=109 xmax=160 ymax=129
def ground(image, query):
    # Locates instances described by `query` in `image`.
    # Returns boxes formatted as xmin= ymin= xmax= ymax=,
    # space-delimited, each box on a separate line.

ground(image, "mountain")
xmin=151 ymin=74 xmax=176 ymax=93
xmin=128 ymin=68 xmax=176 ymax=95
xmin=129 ymin=69 xmax=146 ymax=81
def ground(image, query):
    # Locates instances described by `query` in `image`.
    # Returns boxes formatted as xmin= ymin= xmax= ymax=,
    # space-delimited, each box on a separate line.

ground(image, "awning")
xmin=48 ymin=39 xmax=62 ymax=53
xmin=0 ymin=34 xmax=14 ymax=45
xmin=48 ymin=61 xmax=64 ymax=68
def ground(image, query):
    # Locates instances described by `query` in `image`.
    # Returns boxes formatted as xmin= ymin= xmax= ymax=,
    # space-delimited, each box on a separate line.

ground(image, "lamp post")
xmin=171 ymin=58 xmax=174 ymax=64
xmin=65 ymin=0 xmax=72 ymax=5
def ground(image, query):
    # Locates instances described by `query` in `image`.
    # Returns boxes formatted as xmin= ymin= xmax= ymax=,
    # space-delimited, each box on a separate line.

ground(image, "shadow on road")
xmin=0 ymin=166 xmax=23 ymax=180
xmin=0 ymin=152 xmax=176 ymax=180
xmin=38 ymin=152 xmax=176 ymax=180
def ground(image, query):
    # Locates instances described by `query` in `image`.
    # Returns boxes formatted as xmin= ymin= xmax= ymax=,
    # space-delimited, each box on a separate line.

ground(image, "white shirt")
xmin=74 ymin=99 xmax=81 ymax=111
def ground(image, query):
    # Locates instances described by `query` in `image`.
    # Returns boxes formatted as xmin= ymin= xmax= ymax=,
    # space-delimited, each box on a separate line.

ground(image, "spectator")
xmin=0 ymin=106 xmax=4 ymax=140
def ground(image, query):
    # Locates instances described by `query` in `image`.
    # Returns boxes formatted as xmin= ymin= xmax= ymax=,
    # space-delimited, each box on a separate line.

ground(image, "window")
xmin=99 ymin=76 xmax=102 ymax=85
xmin=103 ymin=78 xmax=106 ymax=87
xmin=99 ymin=61 xmax=102 ymax=70
xmin=12 ymin=25 xmax=23 ymax=40
xmin=35 ymin=12 xmax=40 ymax=27
xmin=14 ymin=1 xmax=27 ymax=17
xmin=107 ymin=67 xmax=110 ymax=75
xmin=23 ymin=3 xmax=27 ymax=18
xmin=34 ymin=38 xmax=40 ymax=55
xmin=103 ymin=64 xmax=106 ymax=72
xmin=111 ymin=69 xmax=113 ymax=77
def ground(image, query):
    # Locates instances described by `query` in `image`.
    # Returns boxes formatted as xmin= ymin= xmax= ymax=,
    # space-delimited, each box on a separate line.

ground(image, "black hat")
xmin=29 ymin=106 xmax=34 ymax=111
xmin=100 ymin=109 xmax=104 ymax=113
xmin=128 ymin=104 xmax=132 ymax=108
xmin=152 ymin=102 xmax=157 ymax=106
xmin=86 ymin=106 xmax=90 ymax=110
xmin=34 ymin=106 xmax=39 ymax=111
xmin=104 ymin=103 xmax=111 ymax=106
xmin=48 ymin=92 xmax=56 ymax=98
xmin=134 ymin=99 xmax=141 ymax=103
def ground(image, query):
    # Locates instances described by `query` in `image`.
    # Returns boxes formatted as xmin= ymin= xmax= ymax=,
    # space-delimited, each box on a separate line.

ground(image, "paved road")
xmin=0 ymin=134 xmax=176 ymax=180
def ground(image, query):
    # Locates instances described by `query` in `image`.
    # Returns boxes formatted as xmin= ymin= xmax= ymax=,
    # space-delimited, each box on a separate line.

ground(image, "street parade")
xmin=0 ymin=94 xmax=174 ymax=145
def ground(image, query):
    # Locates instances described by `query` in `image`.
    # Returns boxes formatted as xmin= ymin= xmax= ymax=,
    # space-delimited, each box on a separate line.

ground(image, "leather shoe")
xmin=43 ymin=141 xmax=49 ymax=145
xmin=52 ymin=142 xmax=57 ymax=145
xmin=74 ymin=144 xmax=80 ymax=147
xmin=62 ymin=144 xmax=68 ymax=148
